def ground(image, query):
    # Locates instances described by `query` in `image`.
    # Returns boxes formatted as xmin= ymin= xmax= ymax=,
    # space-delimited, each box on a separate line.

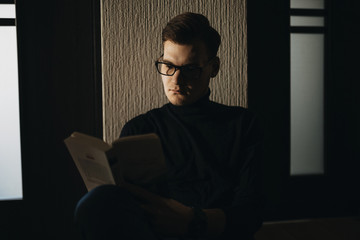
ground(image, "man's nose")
xmin=171 ymin=69 xmax=185 ymax=85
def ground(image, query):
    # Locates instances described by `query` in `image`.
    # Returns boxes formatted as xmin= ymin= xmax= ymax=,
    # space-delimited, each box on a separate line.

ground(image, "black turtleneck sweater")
xmin=119 ymin=90 xmax=263 ymax=239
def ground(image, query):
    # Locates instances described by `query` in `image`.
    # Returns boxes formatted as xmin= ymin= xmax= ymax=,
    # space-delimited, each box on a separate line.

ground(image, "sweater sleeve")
xmin=220 ymin=112 xmax=264 ymax=239
xmin=119 ymin=114 xmax=155 ymax=138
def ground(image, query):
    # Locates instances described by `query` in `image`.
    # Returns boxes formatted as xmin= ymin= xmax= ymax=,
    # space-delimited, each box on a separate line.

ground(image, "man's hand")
xmin=120 ymin=182 xmax=193 ymax=237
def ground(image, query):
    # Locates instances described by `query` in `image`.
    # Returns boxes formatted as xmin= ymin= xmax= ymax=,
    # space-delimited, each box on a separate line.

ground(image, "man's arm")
xmin=118 ymin=110 xmax=263 ymax=238
xmin=219 ymin=111 xmax=264 ymax=238
xmin=120 ymin=182 xmax=226 ymax=238
xmin=203 ymin=208 xmax=226 ymax=237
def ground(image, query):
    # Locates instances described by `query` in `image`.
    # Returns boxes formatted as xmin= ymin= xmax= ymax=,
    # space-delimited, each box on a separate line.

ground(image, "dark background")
xmin=1 ymin=1 xmax=102 ymax=239
xmin=0 ymin=0 xmax=359 ymax=239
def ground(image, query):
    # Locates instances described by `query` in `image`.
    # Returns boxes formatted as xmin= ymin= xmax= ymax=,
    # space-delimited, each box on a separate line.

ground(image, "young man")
xmin=75 ymin=12 xmax=263 ymax=240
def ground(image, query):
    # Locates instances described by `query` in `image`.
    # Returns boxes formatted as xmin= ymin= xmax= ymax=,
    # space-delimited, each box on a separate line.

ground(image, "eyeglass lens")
xmin=157 ymin=63 xmax=201 ymax=79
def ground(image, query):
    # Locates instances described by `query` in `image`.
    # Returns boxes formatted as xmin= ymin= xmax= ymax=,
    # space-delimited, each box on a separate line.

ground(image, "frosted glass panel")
xmin=0 ymin=26 xmax=23 ymax=200
xmin=291 ymin=16 xmax=324 ymax=27
xmin=290 ymin=33 xmax=324 ymax=175
xmin=291 ymin=0 xmax=324 ymax=9
xmin=0 ymin=4 xmax=16 ymax=18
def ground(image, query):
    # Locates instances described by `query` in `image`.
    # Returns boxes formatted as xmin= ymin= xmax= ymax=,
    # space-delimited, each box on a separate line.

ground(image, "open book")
xmin=64 ymin=132 xmax=168 ymax=193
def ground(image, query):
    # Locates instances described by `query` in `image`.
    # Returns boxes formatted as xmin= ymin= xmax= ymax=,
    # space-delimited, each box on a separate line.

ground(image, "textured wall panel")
xmin=102 ymin=0 xmax=247 ymax=143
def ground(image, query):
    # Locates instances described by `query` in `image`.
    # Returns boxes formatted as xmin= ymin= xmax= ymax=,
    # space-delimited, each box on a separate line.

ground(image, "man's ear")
xmin=210 ymin=57 xmax=220 ymax=78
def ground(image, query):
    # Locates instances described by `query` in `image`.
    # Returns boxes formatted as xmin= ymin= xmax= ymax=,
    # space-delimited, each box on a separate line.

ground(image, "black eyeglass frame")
xmin=154 ymin=54 xmax=216 ymax=78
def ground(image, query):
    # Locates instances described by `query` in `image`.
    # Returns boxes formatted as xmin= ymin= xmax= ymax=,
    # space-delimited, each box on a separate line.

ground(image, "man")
xmin=75 ymin=12 xmax=263 ymax=240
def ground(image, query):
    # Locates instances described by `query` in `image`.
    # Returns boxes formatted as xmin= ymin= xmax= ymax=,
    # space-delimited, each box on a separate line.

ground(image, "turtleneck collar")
xmin=167 ymin=89 xmax=212 ymax=116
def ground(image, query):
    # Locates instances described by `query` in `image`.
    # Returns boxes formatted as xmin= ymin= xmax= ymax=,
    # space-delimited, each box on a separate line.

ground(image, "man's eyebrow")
xmin=161 ymin=59 xmax=173 ymax=64
xmin=161 ymin=58 xmax=198 ymax=67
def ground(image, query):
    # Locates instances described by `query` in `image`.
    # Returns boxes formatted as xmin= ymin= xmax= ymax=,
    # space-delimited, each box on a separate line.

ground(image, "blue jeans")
xmin=74 ymin=185 xmax=160 ymax=240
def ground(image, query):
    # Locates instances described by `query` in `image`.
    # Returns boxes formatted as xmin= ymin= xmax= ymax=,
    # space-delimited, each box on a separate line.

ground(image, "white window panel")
xmin=290 ymin=0 xmax=325 ymax=9
xmin=0 ymin=26 xmax=23 ymax=200
xmin=0 ymin=4 xmax=16 ymax=18
xmin=291 ymin=16 xmax=324 ymax=27
xmin=290 ymin=33 xmax=324 ymax=175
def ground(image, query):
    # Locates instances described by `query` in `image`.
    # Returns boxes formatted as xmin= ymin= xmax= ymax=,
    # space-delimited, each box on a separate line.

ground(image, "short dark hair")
xmin=162 ymin=12 xmax=221 ymax=59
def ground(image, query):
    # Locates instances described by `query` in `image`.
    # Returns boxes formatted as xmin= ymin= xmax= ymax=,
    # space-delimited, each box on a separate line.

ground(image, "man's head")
xmin=162 ymin=12 xmax=221 ymax=60
xmin=157 ymin=12 xmax=221 ymax=106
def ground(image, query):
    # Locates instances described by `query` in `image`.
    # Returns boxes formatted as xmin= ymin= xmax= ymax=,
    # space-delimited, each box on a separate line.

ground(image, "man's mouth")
xmin=170 ymin=88 xmax=185 ymax=94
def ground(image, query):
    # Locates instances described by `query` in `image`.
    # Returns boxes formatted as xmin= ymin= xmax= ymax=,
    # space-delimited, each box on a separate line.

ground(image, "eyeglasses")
xmin=155 ymin=55 xmax=215 ymax=79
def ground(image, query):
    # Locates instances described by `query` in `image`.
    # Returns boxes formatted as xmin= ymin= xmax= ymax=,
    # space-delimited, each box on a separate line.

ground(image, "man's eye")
xmin=165 ymin=64 xmax=174 ymax=70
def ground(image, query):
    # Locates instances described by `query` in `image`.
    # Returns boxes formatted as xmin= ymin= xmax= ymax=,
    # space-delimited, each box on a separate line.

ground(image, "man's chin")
xmin=168 ymin=95 xmax=192 ymax=106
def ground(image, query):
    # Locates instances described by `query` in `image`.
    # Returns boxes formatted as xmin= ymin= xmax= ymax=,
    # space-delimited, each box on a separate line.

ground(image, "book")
xmin=64 ymin=132 xmax=168 ymax=193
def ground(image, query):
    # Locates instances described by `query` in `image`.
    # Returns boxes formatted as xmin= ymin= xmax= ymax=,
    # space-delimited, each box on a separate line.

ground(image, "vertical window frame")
xmin=289 ymin=0 xmax=328 ymax=177
xmin=0 ymin=0 xmax=23 ymax=201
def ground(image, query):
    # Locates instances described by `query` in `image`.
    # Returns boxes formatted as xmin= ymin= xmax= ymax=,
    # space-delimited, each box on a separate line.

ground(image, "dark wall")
xmin=326 ymin=0 xmax=360 ymax=216
xmin=247 ymin=0 xmax=290 ymax=220
xmin=248 ymin=0 xmax=360 ymax=220
xmin=0 ymin=1 xmax=102 ymax=239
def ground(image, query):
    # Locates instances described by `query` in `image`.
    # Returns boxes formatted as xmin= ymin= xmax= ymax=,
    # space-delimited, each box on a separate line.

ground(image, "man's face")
xmin=160 ymin=40 xmax=218 ymax=106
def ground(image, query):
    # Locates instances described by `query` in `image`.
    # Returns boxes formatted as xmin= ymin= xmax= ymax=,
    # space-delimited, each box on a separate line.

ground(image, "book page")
xmin=109 ymin=133 xmax=167 ymax=187
xmin=65 ymin=133 xmax=115 ymax=191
